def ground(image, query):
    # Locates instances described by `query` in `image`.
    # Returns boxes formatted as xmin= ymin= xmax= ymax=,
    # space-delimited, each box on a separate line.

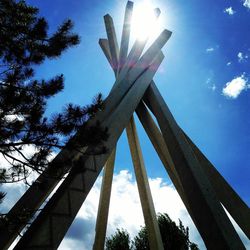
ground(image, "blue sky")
xmin=6 ymin=0 xmax=250 ymax=248
xmin=27 ymin=0 xmax=250 ymax=203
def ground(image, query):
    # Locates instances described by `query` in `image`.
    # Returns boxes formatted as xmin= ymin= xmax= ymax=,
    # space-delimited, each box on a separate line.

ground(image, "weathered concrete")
xmin=144 ymin=82 xmax=245 ymax=249
xmin=126 ymin=116 xmax=164 ymax=250
xmin=93 ymin=149 xmax=116 ymax=250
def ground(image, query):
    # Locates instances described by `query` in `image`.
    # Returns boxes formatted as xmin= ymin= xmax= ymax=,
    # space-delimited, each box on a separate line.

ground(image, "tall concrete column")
xmin=126 ymin=116 xmax=164 ymax=250
xmin=93 ymin=149 xmax=116 ymax=250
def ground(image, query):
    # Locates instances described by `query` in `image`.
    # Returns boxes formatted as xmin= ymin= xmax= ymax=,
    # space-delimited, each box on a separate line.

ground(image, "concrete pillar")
xmin=183 ymin=132 xmax=250 ymax=239
xmin=93 ymin=149 xmax=116 ymax=250
xmin=118 ymin=1 xmax=133 ymax=71
xmin=126 ymin=116 xmax=164 ymax=250
xmin=104 ymin=14 xmax=119 ymax=74
xmin=136 ymin=102 xmax=188 ymax=207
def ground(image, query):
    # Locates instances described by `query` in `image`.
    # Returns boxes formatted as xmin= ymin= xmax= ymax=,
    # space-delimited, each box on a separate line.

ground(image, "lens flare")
xmin=130 ymin=1 xmax=162 ymax=41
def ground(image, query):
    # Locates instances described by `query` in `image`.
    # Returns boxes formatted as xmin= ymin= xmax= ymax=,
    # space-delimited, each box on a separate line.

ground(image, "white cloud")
xmin=59 ymin=170 xmax=205 ymax=249
xmin=0 ymin=143 xmax=56 ymax=187
xmin=243 ymin=0 xmax=250 ymax=9
xmin=0 ymin=145 xmax=40 ymax=213
xmin=206 ymin=47 xmax=214 ymax=53
xmin=4 ymin=169 xmax=249 ymax=249
xmin=222 ymin=75 xmax=249 ymax=99
xmin=227 ymin=62 xmax=232 ymax=66
xmin=224 ymin=7 xmax=236 ymax=15
xmin=59 ymin=169 xmax=249 ymax=250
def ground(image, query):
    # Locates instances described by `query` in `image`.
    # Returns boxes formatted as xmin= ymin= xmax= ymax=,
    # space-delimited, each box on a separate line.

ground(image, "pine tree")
xmin=0 ymin=0 xmax=107 ymax=201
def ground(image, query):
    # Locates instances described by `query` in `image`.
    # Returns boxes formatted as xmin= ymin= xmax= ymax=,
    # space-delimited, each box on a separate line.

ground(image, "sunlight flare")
xmin=131 ymin=1 xmax=162 ymax=41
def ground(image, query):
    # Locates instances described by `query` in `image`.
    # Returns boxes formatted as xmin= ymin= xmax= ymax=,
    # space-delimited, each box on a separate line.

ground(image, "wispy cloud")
xmin=224 ymin=7 xmax=236 ymax=15
xmin=206 ymin=47 xmax=214 ymax=53
xmin=211 ymin=84 xmax=216 ymax=91
xmin=227 ymin=62 xmax=232 ymax=66
xmin=206 ymin=77 xmax=216 ymax=91
xmin=243 ymin=0 xmax=250 ymax=9
xmin=238 ymin=52 xmax=248 ymax=62
xmin=222 ymin=74 xmax=249 ymax=99
xmin=238 ymin=52 xmax=244 ymax=62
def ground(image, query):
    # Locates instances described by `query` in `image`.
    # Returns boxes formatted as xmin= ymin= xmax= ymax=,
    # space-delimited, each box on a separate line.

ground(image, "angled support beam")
xmin=98 ymin=31 xmax=168 ymax=125
xmin=137 ymin=86 xmax=250 ymax=240
xmin=13 ymin=52 xmax=164 ymax=250
xmin=183 ymin=132 xmax=250 ymax=239
xmin=105 ymin=25 xmax=170 ymax=95
xmin=143 ymin=82 xmax=245 ymax=249
xmin=118 ymin=1 xmax=133 ymax=71
xmin=137 ymin=95 xmax=250 ymax=240
xmin=99 ymin=39 xmax=112 ymax=67
xmin=104 ymin=14 xmax=119 ymax=74
xmin=93 ymin=149 xmax=116 ymax=250
xmin=126 ymin=116 xmax=164 ymax=250
xmin=111 ymin=29 xmax=172 ymax=92
xmin=136 ymin=102 xmax=187 ymax=205
xmin=136 ymin=100 xmax=249 ymax=238
xmin=118 ymin=7 xmax=161 ymax=74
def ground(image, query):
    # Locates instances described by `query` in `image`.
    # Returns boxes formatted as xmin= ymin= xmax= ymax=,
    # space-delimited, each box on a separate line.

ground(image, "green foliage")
xmin=133 ymin=226 xmax=148 ymax=250
xmin=158 ymin=213 xmax=190 ymax=249
xmin=105 ymin=213 xmax=199 ymax=250
xmin=106 ymin=229 xmax=131 ymax=250
xmin=0 ymin=0 xmax=107 ymax=202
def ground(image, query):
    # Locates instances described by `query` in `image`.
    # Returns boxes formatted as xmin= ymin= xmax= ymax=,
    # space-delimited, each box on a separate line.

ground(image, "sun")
xmin=130 ymin=1 xmax=162 ymax=41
